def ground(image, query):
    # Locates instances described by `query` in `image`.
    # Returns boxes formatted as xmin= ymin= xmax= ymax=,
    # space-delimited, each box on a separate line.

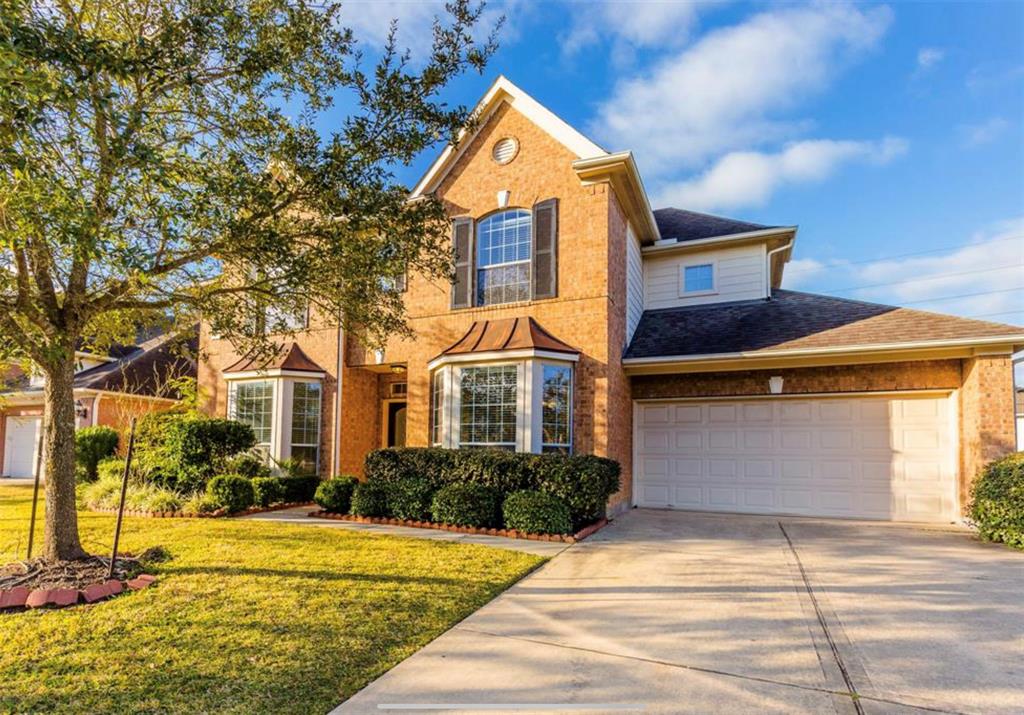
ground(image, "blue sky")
xmin=336 ymin=0 xmax=1023 ymax=336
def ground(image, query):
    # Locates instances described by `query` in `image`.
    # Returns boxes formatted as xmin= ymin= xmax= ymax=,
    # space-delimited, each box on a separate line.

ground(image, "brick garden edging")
xmin=309 ymin=510 xmax=609 ymax=544
xmin=88 ymin=502 xmax=314 ymax=519
xmin=0 ymin=574 xmax=156 ymax=613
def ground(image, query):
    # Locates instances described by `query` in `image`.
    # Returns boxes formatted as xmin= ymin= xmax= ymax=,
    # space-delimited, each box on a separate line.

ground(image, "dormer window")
xmin=681 ymin=262 xmax=717 ymax=296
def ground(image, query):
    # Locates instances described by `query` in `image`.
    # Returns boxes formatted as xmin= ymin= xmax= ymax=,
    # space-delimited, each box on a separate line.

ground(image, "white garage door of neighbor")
xmin=634 ymin=394 xmax=957 ymax=522
xmin=4 ymin=416 xmax=43 ymax=478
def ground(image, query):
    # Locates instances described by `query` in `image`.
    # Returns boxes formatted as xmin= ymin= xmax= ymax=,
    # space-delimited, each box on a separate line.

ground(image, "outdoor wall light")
xmin=74 ymin=399 xmax=89 ymax=420
xmin=768 ymin=376 xmax=784 ymax=394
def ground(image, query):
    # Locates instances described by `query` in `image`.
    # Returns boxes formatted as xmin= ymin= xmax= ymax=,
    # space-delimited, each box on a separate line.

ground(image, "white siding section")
xmin=625 ymin=222 xmax=644 ymax=345
xmin=643 ymin=243 xmax=767 ymax=309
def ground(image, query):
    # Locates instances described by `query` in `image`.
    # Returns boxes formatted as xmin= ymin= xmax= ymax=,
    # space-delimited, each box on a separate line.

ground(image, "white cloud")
xmin=590 ymin=3 xmax=893 ymax=175
xmin=655 ymin=137 xmax=907 ymax=211
xmin=961 ymin=117 xmax=1011 ymax=147
xmin=916 ymin=47 xmax=944 ymax=71
xmin=784 ymin=217 xmax=1024 ymax=323
xmin=562 ymin=1 xmax=714 ymax=56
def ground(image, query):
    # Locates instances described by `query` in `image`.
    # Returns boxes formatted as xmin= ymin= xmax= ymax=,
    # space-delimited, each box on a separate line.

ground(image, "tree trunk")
xmin=41 ymin=356 xmax=88 ymax=561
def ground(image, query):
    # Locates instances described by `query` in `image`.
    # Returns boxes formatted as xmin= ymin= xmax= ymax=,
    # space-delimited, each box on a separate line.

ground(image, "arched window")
xmin=476 ymin=209 xmax=532 ymax=306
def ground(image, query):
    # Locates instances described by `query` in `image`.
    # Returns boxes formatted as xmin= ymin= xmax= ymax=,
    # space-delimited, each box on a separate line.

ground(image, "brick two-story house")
xmin=199 ymin=77 xmax=1022 ymax=523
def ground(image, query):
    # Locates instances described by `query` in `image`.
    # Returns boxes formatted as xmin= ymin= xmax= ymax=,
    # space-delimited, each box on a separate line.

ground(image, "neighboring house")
xmin=0 ymin=331 xmax=196 ymax=478
xmin=1017 ymin=387 xmax=1024 ymax=451
xmin=199 ymin=76 xmax=1023 ymax=523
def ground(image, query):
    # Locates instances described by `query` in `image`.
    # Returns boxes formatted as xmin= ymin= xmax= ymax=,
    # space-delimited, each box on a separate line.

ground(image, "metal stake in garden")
xmin=26 ymin=410 xmax=46 ymax=560
xmin=108 ymin=418 xmax=138 ymax=581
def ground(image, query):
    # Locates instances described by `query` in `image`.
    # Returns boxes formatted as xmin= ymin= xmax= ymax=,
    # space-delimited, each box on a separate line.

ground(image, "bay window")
xmin=541 ymin=365 xmax=572 ymax=453
xmin=290 ymin=381 xmax=321 ymax=475
xmin=459 ymin=365 xmax=518 ymax=449
xmin=230 ymin=381 xmax=274 ymax=454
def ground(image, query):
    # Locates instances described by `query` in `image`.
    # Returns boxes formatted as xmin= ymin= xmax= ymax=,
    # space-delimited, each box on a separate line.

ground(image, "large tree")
xmin=0 ymin=0 xmax=497 ymax=560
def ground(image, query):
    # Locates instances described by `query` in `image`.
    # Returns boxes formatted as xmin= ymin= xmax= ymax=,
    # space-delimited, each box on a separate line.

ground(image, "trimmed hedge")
xmin=386 ymin=477 xmax=434 ymax=521
xmin=315 ymin=476 xmax=359 ymax=514
xmin=365 ymin=448 xmax=620 ymax=528
xmin=350 ymin=482 xmax=388 ymax=517
xmin=431 ymin=483 xmax=501 ymax=527
xmin=279 ymin=474 xmax=320 ymax=503
xmin=503 ymin=491 xmax=572 ymax=535
xmin=206 ymin=474 xmax=255 ymax=513
xmin=251 ymin=477 xmax=285 ymax=507
xmin=75 ymin=426 xmax=119 ymax=482
xmin=970 ymin=452 xmax=1024 ymax=549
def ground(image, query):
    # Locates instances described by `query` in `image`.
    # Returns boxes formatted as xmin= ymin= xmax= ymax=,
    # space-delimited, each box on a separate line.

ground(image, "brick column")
xmin=958 ymin=355 xmax=1017 ymax=510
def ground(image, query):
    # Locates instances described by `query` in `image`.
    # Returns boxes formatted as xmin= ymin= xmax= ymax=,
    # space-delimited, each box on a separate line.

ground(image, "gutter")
xmin=766 ymin=237 xmax=795 ymax=296
xmin=332 ymin=314 xmax=344 ymax=476
xmin=641 ymin=226 xmax=798 ymax=255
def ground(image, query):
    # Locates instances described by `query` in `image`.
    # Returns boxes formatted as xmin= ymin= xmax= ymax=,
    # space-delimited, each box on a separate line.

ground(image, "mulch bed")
xmin=88 ymin=501 xmax=314 ymax=519
xmin=309 ymin=511 xmax=609 ymax=544
xmin=0 ymin=555 xmax=157 ymax=613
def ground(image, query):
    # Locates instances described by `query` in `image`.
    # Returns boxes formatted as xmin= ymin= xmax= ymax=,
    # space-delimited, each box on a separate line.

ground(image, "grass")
xmin=0 ymin=484 xmax=544 ymax=713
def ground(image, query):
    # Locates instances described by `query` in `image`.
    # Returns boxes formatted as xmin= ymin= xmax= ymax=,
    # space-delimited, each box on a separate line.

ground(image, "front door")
xmin=385 ymin=401 xmax=407 ymax=448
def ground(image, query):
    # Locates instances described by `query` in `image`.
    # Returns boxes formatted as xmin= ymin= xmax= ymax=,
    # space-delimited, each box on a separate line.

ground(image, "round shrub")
xmin=535 ymin=454 xmax=620 ymax=529
xmin=251 ymin=477 xmax=285 ymax=507
xmin=315 ymin=476 xmax=359 ymax=514
xmin=386 ymin=477 xmax=434 ymax=521
xmin=970 ymin=452 xmax=1024 ymax=548
xmin=206 ymin=474 xmax=255 ymax=513
xmin=431 ymin=483 xmax=501 ymax=527
xmin=96 ymin=457 xmax=126 ymax=483
xmin=502 ymin=490 xmax=572 ymax=535
xmin=75 ymin=426 xmax=119 ymax=482
xmin=351 ymin=482 xmax=388 ymax=517
xmin=279 ymin=474 xmax=321 ymax=503
xmin=226 ymin=452 xmax=272 ymax=479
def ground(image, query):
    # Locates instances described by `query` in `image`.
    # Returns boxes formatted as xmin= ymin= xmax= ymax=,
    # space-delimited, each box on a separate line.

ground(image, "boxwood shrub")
xmin=75 ymin=426 xmax=120 ymax=482
xmin=364 ymin=448 xmax=620 ymax=528
xmin=279 ymin=474 xmax=320 ymax=503
xmin=503 ymin=491 xmax=572 ymax=535
xmin=251 ymin=477 xmax=285 ymax=507
xmin=431 ymin=483 xmax=501 ymax=527
xmin=351 ymin=481 xmax=388 ymax=517
xmin=970 ymin=452 xmax=1024 ymax=549
xmin=386 ymin=477 xmax=434 ymax=521
xmin=206 ymin=474 xmax=255 ymax=513
xmin=315 ymin=476 xmax=359 ymax=514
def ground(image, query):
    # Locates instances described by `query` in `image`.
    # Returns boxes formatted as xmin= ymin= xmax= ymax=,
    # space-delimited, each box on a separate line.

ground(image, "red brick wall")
xmin=959 ymin=355 xmax=1017 ymax=505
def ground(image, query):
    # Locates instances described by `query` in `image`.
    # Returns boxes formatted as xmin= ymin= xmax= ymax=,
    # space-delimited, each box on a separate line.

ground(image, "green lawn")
xmin=0 ymin=484 xmax=543 ymax=713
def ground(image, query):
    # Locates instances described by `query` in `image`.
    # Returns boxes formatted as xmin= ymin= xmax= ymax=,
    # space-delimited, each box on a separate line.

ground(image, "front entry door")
xmin=385 ymin=401 xmax=407 ymax=448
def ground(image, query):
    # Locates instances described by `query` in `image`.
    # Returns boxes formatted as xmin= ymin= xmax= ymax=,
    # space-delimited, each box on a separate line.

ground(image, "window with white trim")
xmin=459 ymin=365 xmax=518 ymax=449
xmin=541 ymin=364 xmax=572 ymax=453
xmin=430 ymin=371 xmax=443 ymax=446
xmin=682 ymin=263 xmax=715 ymax=294
xmin=230 ymin=381 xmax=274 ymax=453
xmin=290 ymin=381 xmax=321 ymax=475
xmin=476 ymin=210 xmax=531 ymax=306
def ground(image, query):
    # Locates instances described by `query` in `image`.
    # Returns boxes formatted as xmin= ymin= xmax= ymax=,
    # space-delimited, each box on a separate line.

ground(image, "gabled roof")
xmin=223 ymin=342 xmax=325 ymax=375
xmin=435 ymin=317 xmax=578 ymax=360
xmin=624 ymin=290 xmax=1024 ymax=361
xmin=653 ymin=208 xmax=780 ymax=243
xmin=411 ymin=75 xmax=607 ymax=198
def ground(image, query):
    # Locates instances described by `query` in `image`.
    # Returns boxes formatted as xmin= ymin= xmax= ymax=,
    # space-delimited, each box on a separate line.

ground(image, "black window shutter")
xmin=532 ymin=199 xmax=558 ymax=299
xmin=451 ymin=218 xmax=474 ymax=308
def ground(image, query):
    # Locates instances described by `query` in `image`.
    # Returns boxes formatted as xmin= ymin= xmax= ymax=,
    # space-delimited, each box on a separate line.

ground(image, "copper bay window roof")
xmin=434 ymin=317 xmax=579 ymax=362
xmin=223 ymin=342 xmax=326 ymax=374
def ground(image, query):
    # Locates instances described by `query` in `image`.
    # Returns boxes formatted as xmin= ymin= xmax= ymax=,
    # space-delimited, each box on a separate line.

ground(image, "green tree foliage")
xmin=0 ymin=0 xmax=497 ymax=559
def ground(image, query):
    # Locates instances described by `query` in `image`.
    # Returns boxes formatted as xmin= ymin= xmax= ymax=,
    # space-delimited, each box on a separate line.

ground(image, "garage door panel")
xmin=635 ymin=394 xmax=956 ymax=522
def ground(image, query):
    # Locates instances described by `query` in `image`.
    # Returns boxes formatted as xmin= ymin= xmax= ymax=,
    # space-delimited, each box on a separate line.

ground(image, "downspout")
xmin=91 ymin=393 xmax=102 ymax=427
xmin=332 ymin=314 xmax=344 ymax=476
xmin=765 ymin=238 xmax=794 ymax=299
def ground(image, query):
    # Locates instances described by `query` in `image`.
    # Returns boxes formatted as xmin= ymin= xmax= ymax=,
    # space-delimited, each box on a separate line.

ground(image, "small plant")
xmin=75 ymin=426 xmax=120 ymax=482
xmin=251 ymin=477 xmax=286 ymax=507
xmin=431 ymin=483 xmax=501 ymax=527
xmin=182 ymin=491 xmax=221 ymax=516
xmin=279 ymin=474 xmax=320 ymax=503
xmin=386 ymin=477 xmax=434 ymax=521
xmin=79 ymin=474 xmax=124 ymax=510
xmin=970 ymin=452 xmax=1024 ymax=549
xmin=350 ymin=482 xmax=389 ymax=517
xmin=96 ymin=457 xmax=126 ymax=483
xmin=502 ymin=490 xmax=572 ymax=535
xmin=142 ymin=488 xmax=182 ymax=514
xmin=315 ymin=476 xmax=359 ymax=513
xmin=226 ymin=452 xmax=272 ymax=479
xmin=206 ymin=474 xmax=255 ymax=513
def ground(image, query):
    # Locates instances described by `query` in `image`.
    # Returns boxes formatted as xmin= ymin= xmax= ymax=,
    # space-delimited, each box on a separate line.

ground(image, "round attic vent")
xmin=492 ymin=137 xmax=519 ymax=165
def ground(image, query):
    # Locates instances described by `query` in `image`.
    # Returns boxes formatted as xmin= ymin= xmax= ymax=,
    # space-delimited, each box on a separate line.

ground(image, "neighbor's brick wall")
xmin=958 ymin=355 xmax=1017 ymax=506
xmin=631 ymin=360 xmax=963 ymax=399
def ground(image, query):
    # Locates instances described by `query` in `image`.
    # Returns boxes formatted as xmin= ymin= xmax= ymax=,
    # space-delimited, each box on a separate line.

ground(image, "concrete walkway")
xmin=334 ymin=509 xmax=1024 ymax=715
xmin=241 ymin=506 xmax=569 ymax=557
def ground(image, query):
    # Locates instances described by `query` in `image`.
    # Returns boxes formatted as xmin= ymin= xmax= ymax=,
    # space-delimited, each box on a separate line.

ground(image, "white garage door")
xmin=634 ymin=394 xmax=957 ymax=522
xmin=4 ymin=416 xmax=43 ymax=478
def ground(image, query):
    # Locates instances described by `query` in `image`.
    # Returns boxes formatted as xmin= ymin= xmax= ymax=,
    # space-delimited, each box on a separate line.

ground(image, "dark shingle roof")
xmin=624 ymin=290 xmax=1024 ymax=360
xmin=72 ymin=330 xmax=197 ymax=396
xmin=653 ymin=208 xmax=777 ymax=243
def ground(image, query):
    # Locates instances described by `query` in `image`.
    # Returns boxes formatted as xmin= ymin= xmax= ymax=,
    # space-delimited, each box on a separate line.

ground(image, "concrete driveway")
xmin=335 ymin=509 xmax=1024 ymax=715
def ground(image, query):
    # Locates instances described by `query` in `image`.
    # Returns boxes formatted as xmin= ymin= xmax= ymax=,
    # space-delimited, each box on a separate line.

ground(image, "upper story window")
xmin=476 ymin=210 xmax=532 ymax=306
xmin=682 ymin=262 xmax=716 ymax=295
